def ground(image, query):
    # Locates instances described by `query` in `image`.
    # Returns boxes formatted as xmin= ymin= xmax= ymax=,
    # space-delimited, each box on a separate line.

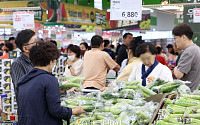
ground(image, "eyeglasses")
xmin=25 ymin=41 xmax=38 ymax=46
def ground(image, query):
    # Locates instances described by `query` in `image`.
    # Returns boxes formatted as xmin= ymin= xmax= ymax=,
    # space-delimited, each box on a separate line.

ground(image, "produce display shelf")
xmin=149 ymin=94 xmax=177 ymax=124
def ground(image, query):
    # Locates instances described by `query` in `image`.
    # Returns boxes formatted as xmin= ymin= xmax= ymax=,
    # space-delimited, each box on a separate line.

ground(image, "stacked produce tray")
xmin=0 ymin=59 xmax=17 ymax=123
xmin=150 ymin=94 xmax=200 ymax=124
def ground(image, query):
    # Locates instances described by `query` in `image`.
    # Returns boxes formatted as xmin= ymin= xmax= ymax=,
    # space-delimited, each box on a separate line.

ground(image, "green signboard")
xmin=174 ymin=18 xmax=183 ymax=25
xmin=184 ymin=0 xmax=200 ymax=46
xmin=151 ymin=16 xmax=157 ymax=26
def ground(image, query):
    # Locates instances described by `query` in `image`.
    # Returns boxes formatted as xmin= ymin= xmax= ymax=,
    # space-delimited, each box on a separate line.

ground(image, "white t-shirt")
xmin=14 ymin=48 xmax=21 ymax=52
xmin=118 ymin=59 xmax=128 ymax=76
xmin=63 ymin=59 xmax=84 ymax=77
xmin=128 ymin=62 xmax=173 ymax=85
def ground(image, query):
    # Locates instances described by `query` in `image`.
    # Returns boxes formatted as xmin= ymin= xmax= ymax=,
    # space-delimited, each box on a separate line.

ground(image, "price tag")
xmin=13 ymin=12 xmax=35 ymax=29
xmin=121 ymin=10 xmax=140 ymax=20
xmin=110 ymin=0 xmax=142 ymax=20
xmin=193 ymin=8 xmax=200 ymax=23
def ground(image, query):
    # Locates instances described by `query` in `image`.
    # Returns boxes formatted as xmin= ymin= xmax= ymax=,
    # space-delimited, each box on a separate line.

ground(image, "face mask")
xmin=80 ymin=50 xmax=86 ymax=56
xmin=68 ymin=55 xmax=75 ymax=61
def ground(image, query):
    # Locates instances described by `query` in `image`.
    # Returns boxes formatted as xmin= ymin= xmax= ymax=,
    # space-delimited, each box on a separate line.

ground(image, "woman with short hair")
xmin=63 ymin=44 xmax=84 ymax=77
xmin=128 ymin=42 xmax=173 ymax=86
xmin=16 ymin=42 xmax=85 ymax=125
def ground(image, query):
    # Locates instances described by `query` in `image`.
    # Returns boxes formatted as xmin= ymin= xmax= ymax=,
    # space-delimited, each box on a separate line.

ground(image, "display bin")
xmin=149 ymin=94 xmax=177 ymax=124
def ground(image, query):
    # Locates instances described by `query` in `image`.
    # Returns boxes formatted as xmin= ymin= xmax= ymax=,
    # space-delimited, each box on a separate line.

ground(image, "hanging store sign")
xmin=13 ymin=12 xmax=35 ymax=29
xmin=47 ymin=2 xmax=110 ymax=29
xmin=193 ymin=8 xmax=200 ymax=23
xmin=0 ymin=1 xmax=47 ymax=24
xmin=110 ymin=0 xmax=142 ymax=21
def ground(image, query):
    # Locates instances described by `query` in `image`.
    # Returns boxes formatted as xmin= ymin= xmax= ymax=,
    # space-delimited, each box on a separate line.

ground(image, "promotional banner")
xmin=0 ymin=1 xmax=47 ymax=24
xmin=13 ymin=12 xmax=35 ymax=29
xmin=110 ymin=0 xmax=142 ymax=21
xmin=47 ymin=2 xmax=110 ymax=29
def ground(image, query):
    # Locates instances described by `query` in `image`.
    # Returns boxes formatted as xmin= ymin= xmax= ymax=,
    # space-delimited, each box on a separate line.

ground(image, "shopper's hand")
xmin=72 ymin=104 xmax=86 ymax=115
xmin=58 ymin=75 xmax=63 ymax=79
xmin=67 ymin=59 xmax=72 ymax=66
xmin=147 ymin=76 xmax=156 ymax=83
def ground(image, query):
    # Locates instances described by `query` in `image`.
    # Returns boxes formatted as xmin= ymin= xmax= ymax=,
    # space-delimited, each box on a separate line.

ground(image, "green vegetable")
xmin=160 ymin=84 xmax=180 ymax=93
xmin=67 ymin=105 xmax=95 ymax=112
xmin=110 ymin=108 xmax=121 ymax=115
xmin=143 ymin=92 xmax=150 ymax=98
xmin=165 ymin=99 xmax=199 ymax=107
xmin=117 ymin=99 xmax=134 ymax=105
xmin=146 ymin=78 xmax=165 ymax=89
xmin=180 ymin=94 xmax=200 ymax=100
xmin=155 ymin=120 xmax=179 ymax=125
xmin=60 ymin=83 xmax=80 ymax=89
xmin=125 ymin=86 xmax=137 ymax=90
xmin=163 ymin=115 xmax=182 ymax=123
xmin=138 ymin=84 xmax=156 ymax=96
xmin=184 ymin=114 xmax=200 ymax=119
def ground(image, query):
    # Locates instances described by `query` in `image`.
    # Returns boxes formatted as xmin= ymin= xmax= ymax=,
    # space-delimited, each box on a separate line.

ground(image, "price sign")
xmin=193 ymin=8 xmax=200 ymax=23
xmin=13 ymin=12 xmax=35 ymax=29
xmin=110 ymin=0 xmax=142 ymax=20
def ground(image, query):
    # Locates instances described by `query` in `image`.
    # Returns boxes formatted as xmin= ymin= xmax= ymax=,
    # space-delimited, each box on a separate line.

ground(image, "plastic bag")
xmin=178 ymin=85 xmax=191 ymax=94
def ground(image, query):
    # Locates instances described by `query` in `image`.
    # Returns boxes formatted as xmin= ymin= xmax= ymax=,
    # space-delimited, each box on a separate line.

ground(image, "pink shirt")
xmin=83 ymin=48 xmax=118 ymax=89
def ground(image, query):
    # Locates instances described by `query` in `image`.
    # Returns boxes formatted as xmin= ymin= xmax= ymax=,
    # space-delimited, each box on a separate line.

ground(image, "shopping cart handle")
xmin=1 ymin=94 xmax=7 ymax=98
xmin=106 ymin=77 xmax=116 ymax=79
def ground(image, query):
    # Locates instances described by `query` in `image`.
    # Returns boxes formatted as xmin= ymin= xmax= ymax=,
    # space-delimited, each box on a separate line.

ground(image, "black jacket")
xmin=16 ymin=68 xmax=72 ymax=125
xmin=117 ymin=44 xmax=128 ymax=66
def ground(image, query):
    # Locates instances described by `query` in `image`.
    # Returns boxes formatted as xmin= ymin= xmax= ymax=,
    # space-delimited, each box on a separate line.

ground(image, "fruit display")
xmin=152 ymin=94 xmax=200 ymax=125
xmin=62 ymin=88 xmax=159 ymax=125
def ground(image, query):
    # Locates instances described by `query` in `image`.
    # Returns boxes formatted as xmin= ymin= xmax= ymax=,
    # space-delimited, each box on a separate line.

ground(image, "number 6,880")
xmin=122 ymin=12 xmax=138 ymax=18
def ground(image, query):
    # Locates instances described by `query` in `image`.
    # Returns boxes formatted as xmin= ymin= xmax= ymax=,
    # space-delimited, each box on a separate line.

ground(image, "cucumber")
xmin=160 ymin=84 xmax=180 ymax=93
xmin=125 ymin=86 xmax=137 ymax=90
xmin=138 ymin=85 xmax=156 ymax=96
xmin=60 ymin=83 xmax=80 ymax=89
xmin=66 ymin=105 xmax=95 ymax=112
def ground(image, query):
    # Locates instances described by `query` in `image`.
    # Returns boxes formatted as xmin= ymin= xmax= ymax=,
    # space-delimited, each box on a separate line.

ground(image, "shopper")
xmin=63 ymin=44 xmax=83 ymax=77
xmin=0 ymin=43 xmax=4 ymax=56
xmin=9 ymin=37 xmax=21 ymax=52
xmin=80 ymin=42 xmax=89 ymax=58
xmin=173 ymin=24 xmax=200 ymax=92
xmin=103 ymin=40 xmax=115 ymax=59
xmin=168 ymin=48 xmax=177 ymax=63
xmin=83 ymin=35 xmax=120 ymax=91
xmin=0 ymin=43 xmax=14 ymax=59
xmin=166 ymin=44 xmax=173 ymax=56
xmin=117 ymin=33 xmax=133 ymax=66
xmin=49 ymin=40 xmax=57 ymax=46
xmin=128 ymin=42 xmax=173 ymax=85
xmin=16 ymin=42 xmax=85 ymax=125
xmin=173 ymin=42 xmax=182 ymax=66
xmin=117 ymin=40 xmax=141 ymax=81
xmin=155 ymin=47 xmax=166 ymax=65
xmin=11 ymin=29 xmax=38 ymax=88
